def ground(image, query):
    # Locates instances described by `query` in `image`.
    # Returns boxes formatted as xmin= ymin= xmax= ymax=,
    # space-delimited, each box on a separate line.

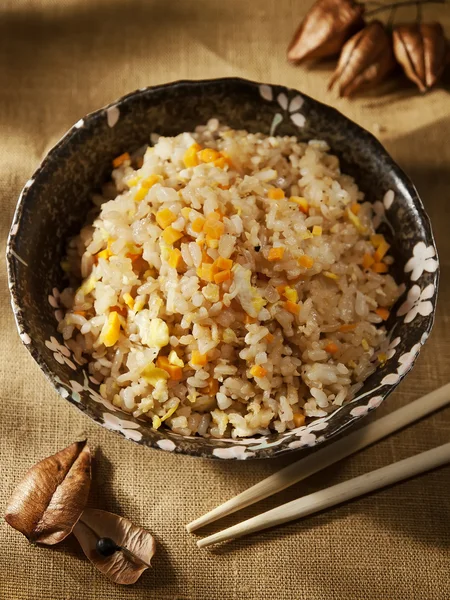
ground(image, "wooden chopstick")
xmin=187 ymin=382 xmax=450 ymax=533
xmin=197 ymin=441 xmax=450 ymax=548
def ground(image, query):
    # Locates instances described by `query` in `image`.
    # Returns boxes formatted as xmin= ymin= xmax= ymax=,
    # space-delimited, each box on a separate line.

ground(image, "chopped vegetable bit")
xmin=268 ymin=188 xmax=285 ymax=200
xmin=205 ymin=377 xmax=219 ymax=395
xmin=147 ymin=318 xmax=170 ymax=348
xmin=371 ymin=234 xmax=384 ymax=248
xmin=312 ymin=225 xmax=322 ymax=236
xmin=293 ymin=412 xmax=306 ymax=427
xmin=276 ymin=284 xmax=287 ymax=295
xmin=192 ymin=217 xmax=205 ymax=233
xmin=350 ymin=203 xmax=361 ymax=215
xmin=142 ymin=364 xmax=169 ymax=386
xmin=214 ymin=269 xmax=231 ymax=284
xmin=141 ymin=174 xmax=161 ymax=189
xmin=324 ymin=271 xmax=338 ymax=280
xmin=162 ymin=226 xmax=184 ymax=245
xmin=374 ymin=239 xmax=390 ymax=263
xmin=191 ymin=350 xmax=208 ymax=366
xmin=216 ymin=257 xmax=233 ymax=270
xmin=134 ymin=187 xmax=148 ymax=202
xmin=168 ymin=248 xmax=182 ymax=269
xmin=373 ymin=262 xmax=388 ymax=273
xmin=324 ymin=342 xmax=339 ymax=354
xmin=298 ymin=255 xmax=314 ymax=269
xmin=161 ymin=402 xmax=180 ymax=422
xmin=213 ymin=157 xmax=227 ymax=169
xmin=100 ymin=311 xmax=121 ymax=347
xmin=199 ymin=148 xmax=220 ymax=163
xmin=268 ymin=247 xmax=285 ymax=261
xmin=181 ymin=207 xmax=191 ymax=218
xmin=112 ymin=152 xmax=130 ymax=168
xmin=183 ymin=143 xmax=202 ymax=168
xmin=375 ymin=307 xmax=390 ymax=321
xmin=339 ymin=323 xmax=357 ymax=332
xmin=289 ymin=196 xmax=309 ymax=214
xmin=244 ymin=314 xmax=257 ymax=325
xmin=203 ymin=219 xmax=224 ymax=239
xmin=284 ymin=300 xmax=301 ymax=315
xmin=284 ymin=286 xmax=298 ymax=303
xmin=110 ymin=305 xmax=127 ymax=317
xmin=265 ymin=333 xmax=275 ymax=343
xmin=250 ymin=365 xmax=267 ymax=378
xmin=378 ymin=353 xmax=387 ymax=364
xmin=126 ymin=175 xmax=141 ymax=188
xmin=156 ymin=356 xmax=183 ymax=380
xmin=156 ymin=208 xmax=177 ymax=229
xmin=123 ymin=293 xmax=135 ymax=309
xmin=361 ymin=338 xmax=370 ymax=351
xmin=96 ymin=248 xmax=111 ymax=262
xmin=168 ymin=350 xmax=184 ymax=367
xmin=206 ymin=237 xmax=219 ymax=249
xmin=362 ymin=253 xmax=375 ymax=269
xmin=197 ymin=263 xmax=218 ymax=282
xmin=347 ymin=208 xmax=367 ymax=234
xmin=152 ymin=415 xmax=162 ymax=430
xmin=80 ymin=275 xmax=96 ymax=295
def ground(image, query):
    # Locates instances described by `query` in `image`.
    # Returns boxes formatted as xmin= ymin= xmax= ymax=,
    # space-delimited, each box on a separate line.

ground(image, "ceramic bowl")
xmin=7 ymin=78 xmax=439 ymax=459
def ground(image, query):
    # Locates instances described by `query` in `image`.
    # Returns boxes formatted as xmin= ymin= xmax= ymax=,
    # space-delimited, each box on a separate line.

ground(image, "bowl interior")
xmin=7 ymin=78 xmax=438 ymax=459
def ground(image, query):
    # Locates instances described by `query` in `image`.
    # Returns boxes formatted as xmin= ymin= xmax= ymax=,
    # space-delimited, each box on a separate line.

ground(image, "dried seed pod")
xmin=5 ymin=440 xmax=91 ymax=545
xmin=287 ymin=0 xmax=365 ymax=63
xmin=393 ymin=22 xmax=448 ymax=92
xmin=329 ymin=21 xmax=396 ymax=97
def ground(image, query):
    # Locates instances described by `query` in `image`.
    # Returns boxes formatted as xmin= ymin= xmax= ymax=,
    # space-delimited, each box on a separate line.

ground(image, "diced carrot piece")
xmin=216 ymin=257 xmax=233 ymax=270
xmin=244 ymin=314 xmax=257 ymax=325
xmin=276 ymin=284 xmax=287 ymax=295
xmin=218 ymin=184 xmax=230 ymax=190
xmin=293 ymin=412 xmax=306 ymax=427
xmin=197 ymin=263 xmax=218 ymax=282
xmin=268 ymin=188 xmax=285 ymax=200
xmin=168 ymin=248 xmax=182 ymax=269
xmin=199 ymin=148 xmax=220 ymax=163
xmin=374 ymin=239 xmax=390 ymax=263
xmin=214 ymin=269 xmax=231 ymax=284
xmin=202 ymin=250 xmax=214 ymax=264
xmin=250 ymin=365 xmax=267 ymax=378
xmin=141 ymin=174 xmax=162 ymax=189
xmin=371 ymin=234 xmax=384 ymax=248
xmin=191 ymin=350 xmax=207 ymax=366
xmin=205 ymin=377 xmax=219 ymax=395
xmin=112 ymin=152 xmax=130 ymax=168
xmin=373 ymin=262 xmax=388 ymax=273
xmin=73 ymin=310 xmax=86 ymax=316
xmin=375 ymin=307 xmax=390 ymax=321
xmin=362 ymin=253 xmax=375 ymax=269
xmin=268 ymin=247 xmax=285 ymax=261
xmin=126 ymin=251 xmax=143 ymax=262
xmin=203 ymin=219 xmax=224 ymax=239
xmin=162 ymin=226 xmax=183 ymax=245
xmin=183 ymin=143 xmax=202 ymax=168
xmin=284 ymin=301 xmax=301 ymax=315
xmin=265 ymin=333 xmax=274 ymax=343
xmin=325 ymin=342 xmax=339 ymax=354
xmin=192 ymin=217 xmax=205 ymax=233
xmin=298 ymin=255 xmax=314 ymax=269
xmin=156 ymin=356 xmax=183 ymax=380
xmin=289 ymin=196 xmax=309 ymax=214
xmin=156 ymin=208 xmax=177 ymax=229
xmin=339 ymin=323 xmax=357 ymax=333
xmin=213 ymin=157 xmax=227 ymax=169
xmin=351 ymin=203 xmax=361 ymax=215
xmin=220 ymin=152 xmax=234 ymax=167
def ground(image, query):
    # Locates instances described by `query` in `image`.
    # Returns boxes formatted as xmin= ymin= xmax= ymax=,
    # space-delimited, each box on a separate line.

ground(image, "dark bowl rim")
xmin=6 ymin=77 xmax=439 ymax=459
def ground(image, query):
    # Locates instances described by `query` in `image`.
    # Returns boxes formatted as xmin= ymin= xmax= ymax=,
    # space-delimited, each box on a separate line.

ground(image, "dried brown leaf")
xmin=73 ymin=508 xmax=156 ymax=585
xmin=287 ymin=0 xmax=365 ymax=64
xmin=5 ymin=440 xmax=91 ymax=545
xmin=393 ymin=23 xmax=447 ymax=92
xmin=329 ymin=21 xmax=396 ymax=97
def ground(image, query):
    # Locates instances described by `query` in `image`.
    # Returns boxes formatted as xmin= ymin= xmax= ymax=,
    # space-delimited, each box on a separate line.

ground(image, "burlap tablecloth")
xmin=1 ymin=1 xmax=449 ymax=598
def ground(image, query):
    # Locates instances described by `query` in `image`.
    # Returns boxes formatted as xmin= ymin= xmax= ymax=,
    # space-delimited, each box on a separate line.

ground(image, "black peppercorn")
xmin=96 ymin=537 xmax=120 ymax=557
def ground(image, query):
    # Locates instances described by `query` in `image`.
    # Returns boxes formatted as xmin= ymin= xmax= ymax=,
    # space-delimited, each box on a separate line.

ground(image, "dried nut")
xmin=287 ymin=0 xmax=365 ymax=63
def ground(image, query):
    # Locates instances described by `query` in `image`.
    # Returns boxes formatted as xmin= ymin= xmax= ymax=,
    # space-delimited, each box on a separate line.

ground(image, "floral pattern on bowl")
xmin=6 ymin=78 xmax=438 ymax=459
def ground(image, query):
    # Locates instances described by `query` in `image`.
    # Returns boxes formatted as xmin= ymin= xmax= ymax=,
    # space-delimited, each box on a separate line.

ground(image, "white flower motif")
xmin=277 ymin=93 xmax=288 ymax=110
xmin=45 ymin=336 xmax=76 ymax=370
xmin=20 ymin=331 xmax=31 ymax=344
xmin=106 ymin=105 xmax=120 ymax=128
xmin=382 ymin=342 xmax=421 ymax=385
xmin=156 ymin=439 xmax=176 ymax=452
xmin=259 ymin=84 xmax=273 ymax=102
xmin=404 ymin=242 xmax=438 ymax=281
xmin=372 ymin=200 xmax=394 ymax=233
xmin=377 ymin=335 xmax=401 ymax=361
xmin=293 ymin=430 xmax=317 ymax=446
xmin=289 ymin=95 xmax=304 ymax=112
xmin=270 ymin=113 xmax=283 ymax=136
xmin=397 ymin=284 xmax=435 ymax=323
xmin=102 ymin=413 xmax=142 ymax=442
xmin=212 ymin=446 xmax=256 ymax=460
xmin=383 ymin=189 xmax=394 ymax=210
xmin=350 ymin=395 xmax=383 ymax=417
